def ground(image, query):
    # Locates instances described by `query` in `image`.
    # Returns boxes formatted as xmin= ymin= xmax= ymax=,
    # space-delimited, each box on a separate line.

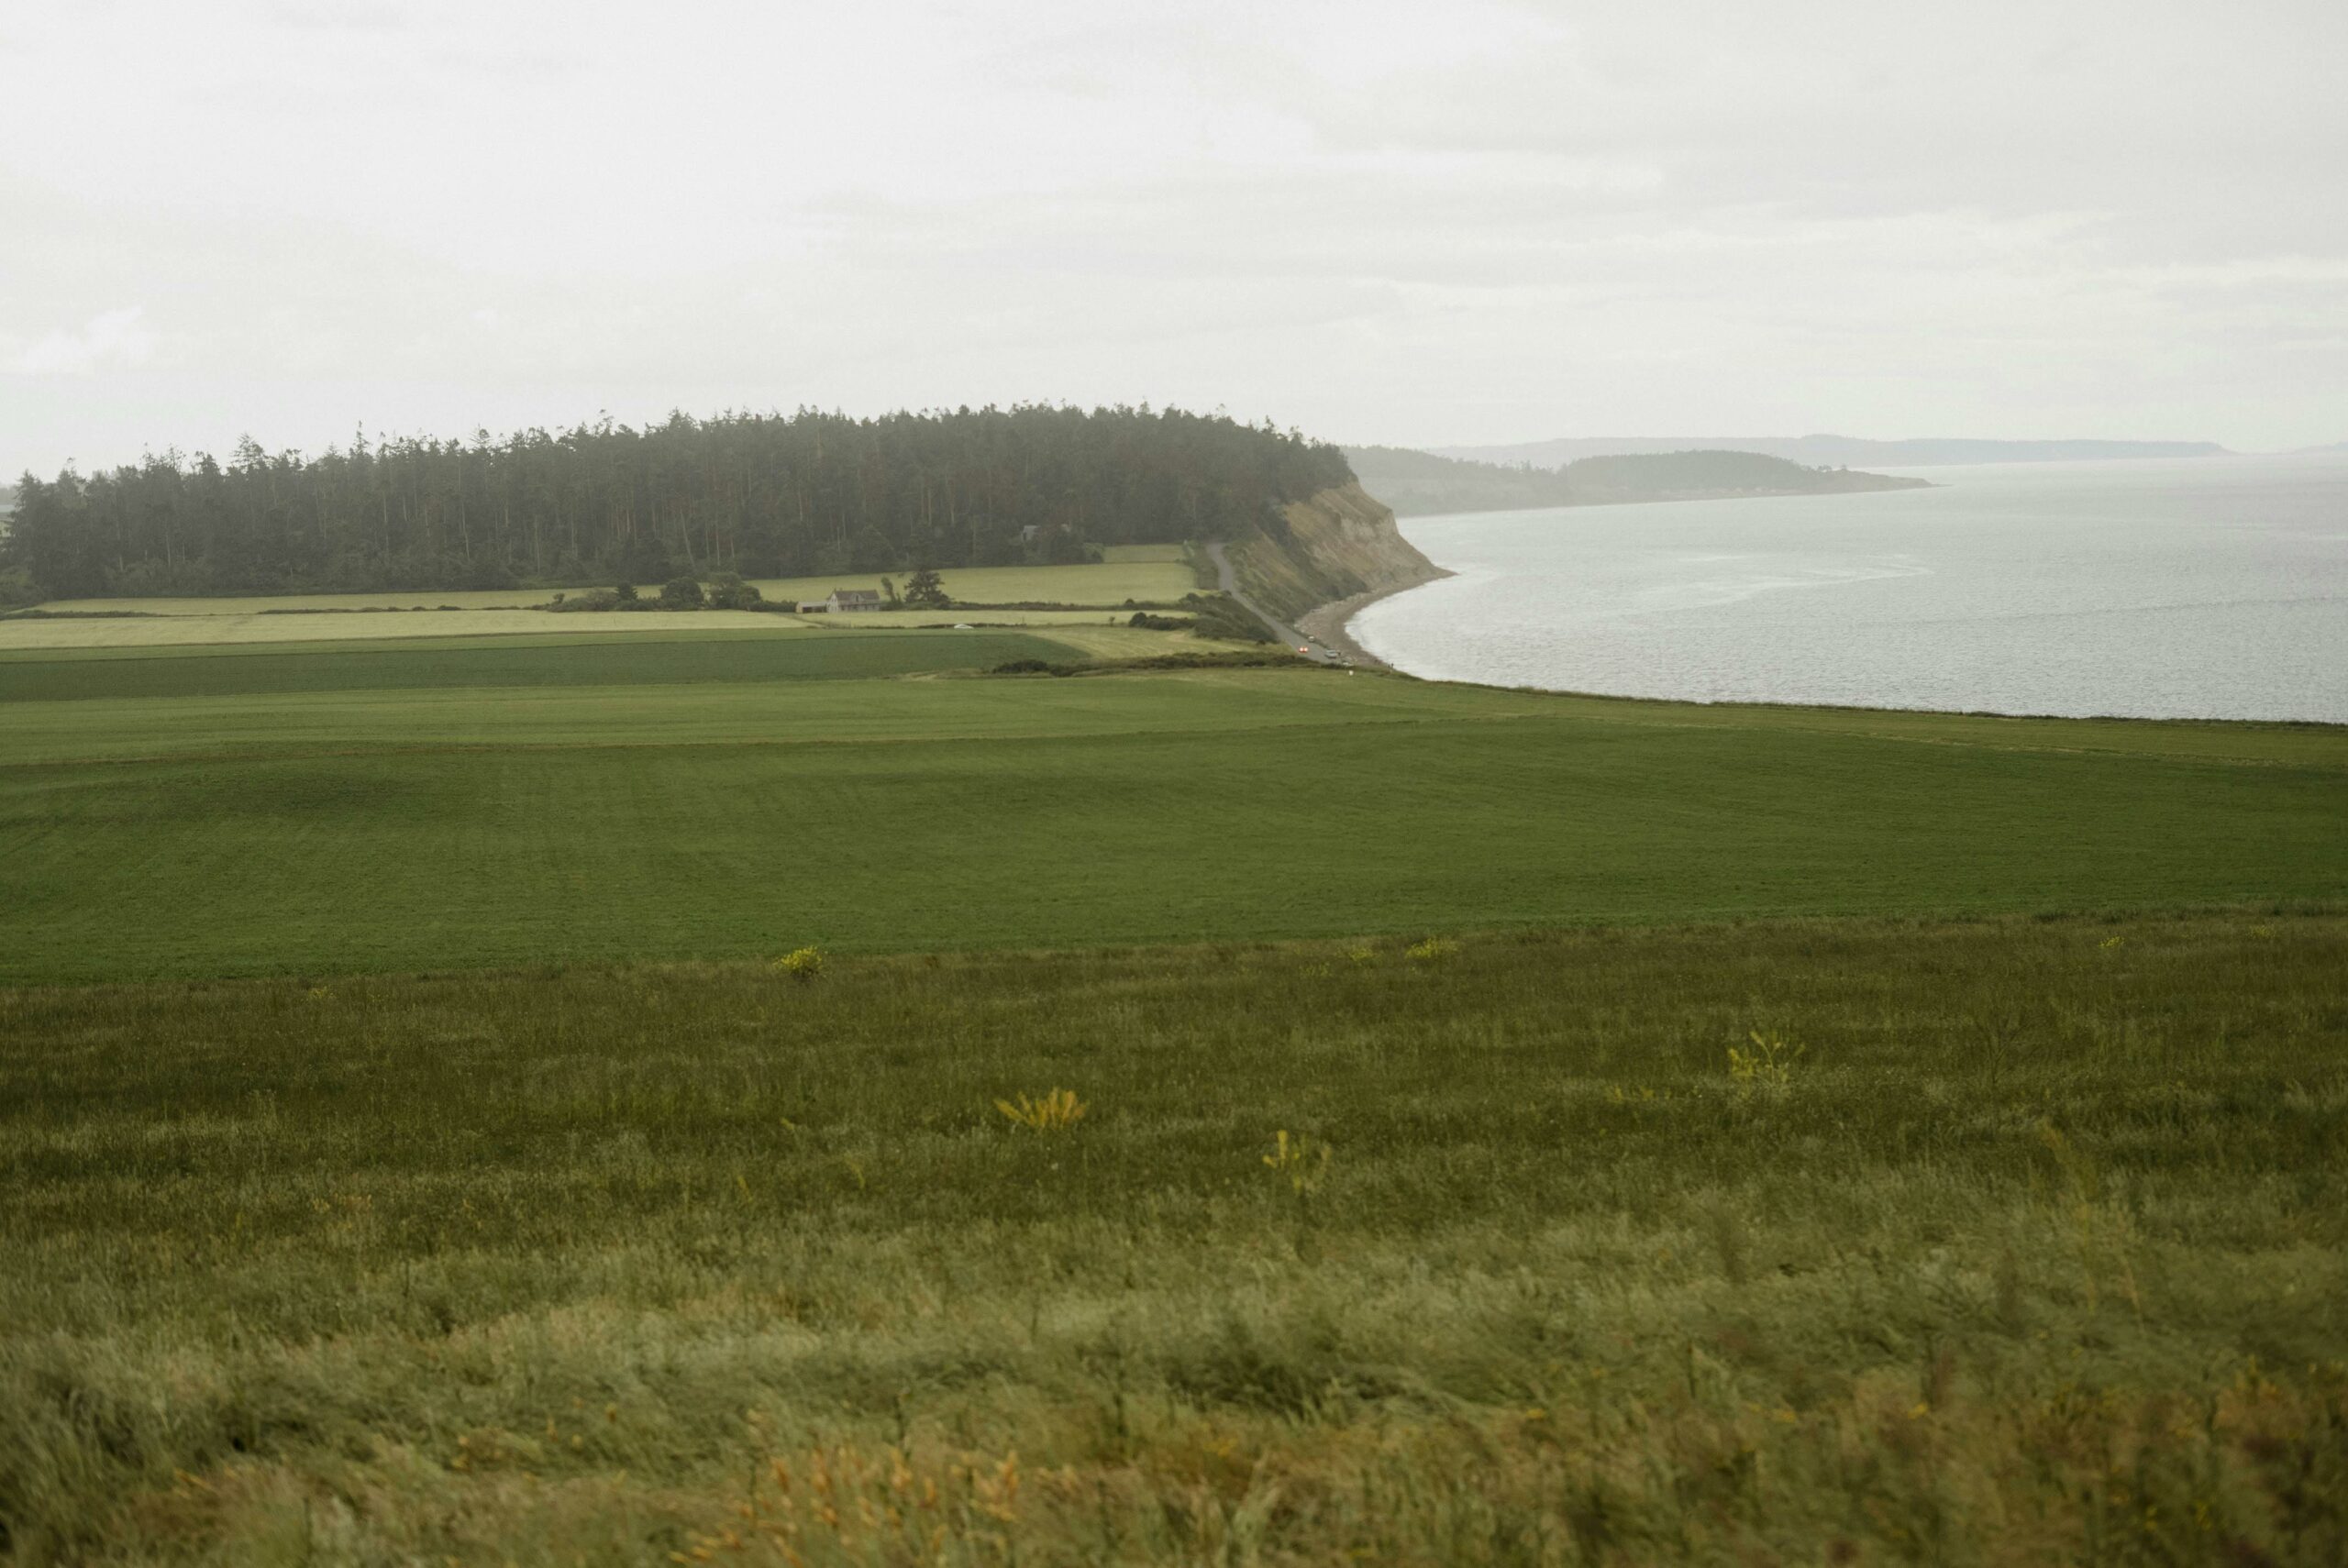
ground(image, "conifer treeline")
xmin=2 ymin=405 xmax=1353 ymax=597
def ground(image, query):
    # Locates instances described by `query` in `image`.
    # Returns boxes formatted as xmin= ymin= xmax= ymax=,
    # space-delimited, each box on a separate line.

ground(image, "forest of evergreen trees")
xmin=1 ymin=405 xmax=1354 ymax=599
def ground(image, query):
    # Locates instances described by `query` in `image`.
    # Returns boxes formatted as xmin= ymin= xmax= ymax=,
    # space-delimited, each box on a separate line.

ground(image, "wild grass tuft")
xmin=1261 ymin=1128 xmax=1334 ymax=1198
xmin=1727 ymin=1028 xmax=1803 ymax=1099
xmin=994 ymin=1088 xmax=1088 ymax=1132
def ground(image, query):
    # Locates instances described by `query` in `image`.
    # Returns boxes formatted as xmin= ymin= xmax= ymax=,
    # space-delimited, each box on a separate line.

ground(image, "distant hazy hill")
xmin=1566 ymin=451 xmax=1933 ymax=502
xmin=1435 ymin=435 xmax=2229 ymax=468
xmin=1343 ymin=447 xmax=1579 ymax=515
xmin=1346 ymin=445 xmax=1927 ymax=518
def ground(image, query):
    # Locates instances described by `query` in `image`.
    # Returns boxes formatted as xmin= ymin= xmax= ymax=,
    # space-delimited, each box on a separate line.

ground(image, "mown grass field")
xmin=22 ymin=590 xmax=581 ymax=615
xmin=0 ymin=628 xmax=1078 ymax=703
xmin=4 ymin=915 xmax=2344 ymax=1563
xmin=22 ymin=558 xmax=1197 ymax=624
xmin=745 ymin=560 xmax=1197 ymax=606
xmin=2 ymin=629 xmax=2342 ymax=984
xmin=0 ymin=608 xmax=795 ymax=650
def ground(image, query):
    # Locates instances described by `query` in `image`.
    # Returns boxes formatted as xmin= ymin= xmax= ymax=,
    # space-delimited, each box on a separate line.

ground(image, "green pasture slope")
xmin=4 ymin=624 xmax=2347 ymax=1563
xmin=1 ymin=626 xmax=2342 ymax=983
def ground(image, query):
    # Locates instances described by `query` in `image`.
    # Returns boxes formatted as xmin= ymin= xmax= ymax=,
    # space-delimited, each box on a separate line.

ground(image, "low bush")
xmin=703 ymin=571 xmax=764 ymax=611
xmin=545 ymin=575 xmax=764 ymax=613
xmin=1190 ymin=595 xmax=1277 ymax=642
xmin=1091 ymin=651 xmax=1312 ymax=673
xmin=545 ymin=589 xmax=624 ymax=613
xmin=989 ymin=650 xmax=1315 ymax=679
xmin=0 ymin=606 xmax=161 ymax=620
xmin=773 ymin=945 xmax=825 ymax=981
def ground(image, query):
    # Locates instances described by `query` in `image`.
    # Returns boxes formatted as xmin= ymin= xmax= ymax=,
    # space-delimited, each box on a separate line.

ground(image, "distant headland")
xmin=1434 ymin=435 xmax=2230 ymax=469
xmin=1346 ymin=446 xmax=1931 ymax=519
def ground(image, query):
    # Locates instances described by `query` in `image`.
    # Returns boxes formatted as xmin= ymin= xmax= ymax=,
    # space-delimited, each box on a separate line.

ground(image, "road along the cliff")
xmin=1204 ymin=540 xmax=1343 ymax=664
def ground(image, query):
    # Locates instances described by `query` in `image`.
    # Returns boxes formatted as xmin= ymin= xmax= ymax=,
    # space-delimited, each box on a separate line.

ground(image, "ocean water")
xmin=1350 ymin=454 xmax=2348 ymax=723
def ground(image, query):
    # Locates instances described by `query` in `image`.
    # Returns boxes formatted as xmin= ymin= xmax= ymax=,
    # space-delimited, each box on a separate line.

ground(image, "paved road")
xmin=1203 ymin=540 xmax=1343 ymax=664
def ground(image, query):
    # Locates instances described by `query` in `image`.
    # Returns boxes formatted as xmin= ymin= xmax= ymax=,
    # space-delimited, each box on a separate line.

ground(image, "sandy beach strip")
xmin=1296 ymin=565 xmax=1452 ymax=670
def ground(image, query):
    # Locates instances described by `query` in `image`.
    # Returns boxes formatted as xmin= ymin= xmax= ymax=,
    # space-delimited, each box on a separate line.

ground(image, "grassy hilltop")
xmin=1 ymin=587 xmax=2344 ymax=1562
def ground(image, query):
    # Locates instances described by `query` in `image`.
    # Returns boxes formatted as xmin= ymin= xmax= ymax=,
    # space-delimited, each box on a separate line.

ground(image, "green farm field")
xmin=0 ymin=607 xmax=794 ymax=651
xmin=22 ymin=556 xmax=1199 ymax=623
xmin=0 ymin=627 xmax=1078 ymax=703
xmin=1 ymin=627 xmax=2342 ymax=984
xmin=746 ymin=559 xmax=1198 ymax=605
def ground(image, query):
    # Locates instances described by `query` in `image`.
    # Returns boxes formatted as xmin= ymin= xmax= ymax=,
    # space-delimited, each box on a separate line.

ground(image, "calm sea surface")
xmin=1351 ymin=454 xmax=2348 ymax=723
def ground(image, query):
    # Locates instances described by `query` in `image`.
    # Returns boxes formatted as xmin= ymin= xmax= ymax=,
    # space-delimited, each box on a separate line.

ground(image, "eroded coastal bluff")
xmin=1231 ymin=447 xmax=1935 ymax=666
xmin=1224 ymin=480 xmax=1447 ymax=665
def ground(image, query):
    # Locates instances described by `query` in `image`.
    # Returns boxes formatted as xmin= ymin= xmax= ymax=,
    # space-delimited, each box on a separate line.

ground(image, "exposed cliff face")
xmin=1224 ymin=482 xmax=1444 ymax=625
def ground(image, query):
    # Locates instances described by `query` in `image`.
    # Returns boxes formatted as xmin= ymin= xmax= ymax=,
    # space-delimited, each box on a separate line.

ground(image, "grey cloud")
xmin=1 ymin=0 xmax=2342 ymax=470
xmin=260 ymin=3 xmax=408 ymax=31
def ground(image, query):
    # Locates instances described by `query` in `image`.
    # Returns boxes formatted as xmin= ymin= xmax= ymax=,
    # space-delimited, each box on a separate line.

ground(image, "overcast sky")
xmin=4 ymin=0 xmax=2343 ymax=476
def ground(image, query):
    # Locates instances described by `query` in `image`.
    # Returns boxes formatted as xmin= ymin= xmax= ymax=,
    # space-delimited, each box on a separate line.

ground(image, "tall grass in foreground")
xmin=2 ymin=913 xmax=2344 ymax=1563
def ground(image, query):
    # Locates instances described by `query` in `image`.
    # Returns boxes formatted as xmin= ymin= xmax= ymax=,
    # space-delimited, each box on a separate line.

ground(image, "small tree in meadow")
xmin=903 ymin=567 xmax=951 ymax=608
